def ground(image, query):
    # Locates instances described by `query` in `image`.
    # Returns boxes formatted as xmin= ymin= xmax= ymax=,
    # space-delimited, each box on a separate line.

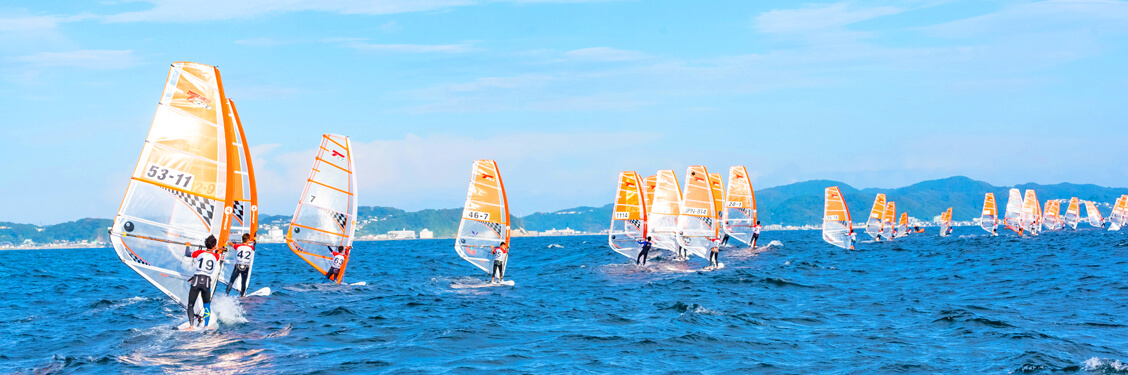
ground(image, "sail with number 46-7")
xmin=609 ymin=171 xmax=647 ymax=260
xmin=822 ymin=186 xmax=853 ymax=249
xmin=722 ymin=166 xmax=757 ymax=246
xmin=287 ymin=134 xmax=358 ymax=284
xmin=455 ymin=160 xmax=511 ymax=276
xmin=109 ymin=62 xmax=236 ymax=327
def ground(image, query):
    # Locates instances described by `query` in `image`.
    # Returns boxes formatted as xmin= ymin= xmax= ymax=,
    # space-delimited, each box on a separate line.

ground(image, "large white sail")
xmin=1004 ymin=188 xmax=1023 ymax=234
xmin=109 ymin=62 xmax=235 ymax=321
xmin=822 ymin=186 xmax=853 ymax=249
xmin=648 ymin=170 xmax=682 ymax=252
xmin=676 ymin=165 xmax=717 ymax=259
xmin=609 ymin=171 xmax=647 ymax=260
xmin=1042 ymin=200 xmax=1063 ymax=231
xmin=980 ymin=193 xmax=997 ymax=234
xmin=219 ymin=99 xmax=258 ymax=295
xmin=1109 ymin=196 xmax=1128 ymax=231
xmin=1021 ymin=190 xmax=1040 ymax=236
xmin=455 ymin=160 xmax=510 ymax=275
xmin=1084 ymin=201 xmax=1104 ymax=228
xmin=1063 ymin=197 xmax=1081 ymax=230
xmin=865 ymin=194 xmax=886 ymax=240
xmin=287 ymin=134 xmax=358 ymax=284
xmin=722 ymin=166 xmax=756 ymax=246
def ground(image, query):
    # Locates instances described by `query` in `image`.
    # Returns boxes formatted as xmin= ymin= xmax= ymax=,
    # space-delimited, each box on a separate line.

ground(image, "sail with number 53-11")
xmin=648 ymin=170 xmax=682 ymax=253
xmin=865 ymin=194 xmax=886 ymax=240
xmin=109 ymin=62 xmax=236 ymax=329
xmin=722 ymin=166 xmax=757 ymax=247
xmin=677 ymin=166 xmax=717 ymax=259
xmin=823 ymin=186 xmax=853 ymax=249
xmin=287 ymin=134 xmax=358 ymax=284
xmin=455 ymin=160 xmax=511 ymax=277
xmin=609 ymin=171 xmax=647 ymax=260
xmin=980 ymin=193 xmax=997 ymax=234
xmin=938 ymin=207 xmax=952 ymax=237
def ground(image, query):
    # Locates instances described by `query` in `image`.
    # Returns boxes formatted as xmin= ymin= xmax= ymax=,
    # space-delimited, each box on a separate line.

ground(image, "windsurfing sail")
xmin=219 ymin=99 xmax=258 ymax=295
xmin=286 ymin=134 xmax=358 ymax=284
xmin=1022 ymin=190 xmax=1040 ymax=236
xmin=648 ymin=170 xmax=682 ymax=252
xmin=455 ymin=160 xmax=510 ymax=275
xmin=709 ymin=173 xmax=725 ymax=220
xmin=822 ymin=186 xmax=853 ymax=249
xmin=1109 ymin=195 xmax=1128 ymax=231
xmin=898 ymin=212 xmax=909 ymax=237
xmin=1084 ymin=201 xmax=1105 ymax=228
xmin=643 ymin=175 xmax=657 ymax=213
xmin=1064 ymin=197 xmax=1081 ymax=230
xmin=109 ymin=62 xmax=235 ymax=321
xmin=882 ymin=201 xmax=896 ymax=239
xmin=1042 ymin=200 xmax=1063 ymax=231
xmin=609 ymin=171 xmax=647 ymax=260
xmin=722 ymin=166 xmax=757 ymax=246
xmin=677 ymin=166 xmax=717 ymax=259
xmin=938 ymin=207 xmax=952 ymax=237
xmin=1004 ymin=188 xmax=1023 ymax=234
xmin=865 ymin=194 xmax=886 ymax=240
xmin=980 ymin=193 xmax=997 ymax=234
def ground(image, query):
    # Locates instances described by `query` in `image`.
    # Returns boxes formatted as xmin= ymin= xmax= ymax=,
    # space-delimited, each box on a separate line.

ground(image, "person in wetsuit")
xmin=225 ymin=233 xmax=255 ymax=297
xmin=635 ymin=237 xmax=653 ymax=266
xmin=708 ymin=237 xmax=721 ymax=269
xmin=326 ymin=245 xmax=351 ymax=283
xmin=751 ymin=221 xmax=762 ymax=248
xmin=184 ymin=235 xmax=221 ymax=328
xmin=491 ymin=242 xmax=509 ymax=283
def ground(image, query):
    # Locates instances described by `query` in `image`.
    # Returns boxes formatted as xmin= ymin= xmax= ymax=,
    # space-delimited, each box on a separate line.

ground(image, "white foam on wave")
xmin=211 ymin=295 xmax=248 ymax=325
xmin=767 ymin=240 xmax=784 ymax=247
xmin=1083 ymin=357 xmax=1128 ymax=372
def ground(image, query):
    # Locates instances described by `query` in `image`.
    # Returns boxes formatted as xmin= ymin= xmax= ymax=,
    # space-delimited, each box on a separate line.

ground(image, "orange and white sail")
xmin=1084 ymin=201 xmax=1105 ymax=228
xmin=644 ymin=175 xmax=657 ymax=214
xmin=1022 ymin=189 xmax=1040 ymax=235
xmin=865 ymin=194 xmax=886 ymax=240
xmin=609 ymin=171 xmax=648 ymax=259
xmin=1109 ymin=195 xmax=1128 ymax=231
xmin=882 ymin=201 xmax=896 ymax=239
xmin=938 ymin=207 xmax=953 ymax=237
xmin=677 ymin=166 xmax=717 ymax=259
xmin=219 ymin=99 xmax=259 ymax=295
xmin=455 ymin=160 xmax=510 ymax=275
xmin=1064 ymin=197 xmax=1081 ymax=230
xmin=287 ymin=134 xmax=358 ymax=284
xmin=822 ymin=186 xmax=853 ymax=249
xmin=648 ymin=170 xmax=682 ymax=252
xmin=722 ymin=166 xmax=757 ymax=246
xmin=110 ymin=62 xmax=236 ymax=324
xmin=1042 ymin=200 xmax=1063 ymax=231
xmin=1004 ymin=188 xmax=1023 ymax=234
xmin=709 ymin=173 xmax=725 ymax=220
xmin=980 ymin=193 xmax=997 ymax=234
xmin=898 ymin=212 xmax=909 ymax=237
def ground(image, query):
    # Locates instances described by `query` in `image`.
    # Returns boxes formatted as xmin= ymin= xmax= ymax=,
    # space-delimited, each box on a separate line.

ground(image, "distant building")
xmin=268 ymin=227 xmax=284 ymax=242
xmin=388 ymin=229 xmax=416 ymax=239
xmin=543 ymin=228 xmax=576 ymax=236
xmin=420 ymin=229 xmax=434 ymax=239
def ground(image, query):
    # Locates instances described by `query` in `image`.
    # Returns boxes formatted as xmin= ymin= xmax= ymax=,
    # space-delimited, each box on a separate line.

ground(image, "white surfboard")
xmin=176 ymin=319 xmax=217 ymax=331
xmin=247 ymin=287 xmax=271 ymax=297
xmin=452 ymin=280 xmax=516 ymax=289
xmin=350 ymin=281 xmax=367 ymax=286
xmin=701 ymin=263 xmax=726 ymax=272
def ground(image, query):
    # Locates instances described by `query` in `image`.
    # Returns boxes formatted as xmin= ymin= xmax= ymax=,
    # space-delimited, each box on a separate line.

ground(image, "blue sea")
xmin=3 ymin=228 xmax=1128 ymax=374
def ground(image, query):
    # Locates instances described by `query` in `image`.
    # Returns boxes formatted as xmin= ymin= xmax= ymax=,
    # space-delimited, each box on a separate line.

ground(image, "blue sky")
xmin=2 ymin=0 xmax=1127 ymax=224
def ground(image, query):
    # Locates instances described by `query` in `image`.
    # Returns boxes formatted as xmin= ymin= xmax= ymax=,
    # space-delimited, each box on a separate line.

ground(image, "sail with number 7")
xmin=609 ymin=171 xmax=647 ymax=260
xmin=109 ymin=62 xmax=236 ymax=326
xmin=286 ymin=134 xmax=358 ymax=284
xmin=822 ymin=186 xmax=853 ymax=249
xmin=455 ymin=160 xmax=511 ymax=275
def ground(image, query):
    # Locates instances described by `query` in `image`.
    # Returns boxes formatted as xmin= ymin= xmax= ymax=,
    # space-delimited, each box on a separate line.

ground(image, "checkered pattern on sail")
xmin=125 ymin=249 xmax=150 ymax=266
xmin=484 ymin=221 xmax=506 ymax=237
xmin=163 ymin=187 xmax=215 ymax=223
xmin=704 ymin=217 xmax=713 ymax=227
xmin=330 ymin=210 xmax=348 ymax=230
xmin=233 ymin=201 xmax=244 ymax=223
xmin=628 ymin=219 xmax=643 ymax=230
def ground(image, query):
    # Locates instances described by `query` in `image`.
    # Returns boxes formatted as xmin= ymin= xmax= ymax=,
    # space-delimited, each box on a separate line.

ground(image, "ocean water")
xmin=3 ymin=228 xmax=1128 ymax=374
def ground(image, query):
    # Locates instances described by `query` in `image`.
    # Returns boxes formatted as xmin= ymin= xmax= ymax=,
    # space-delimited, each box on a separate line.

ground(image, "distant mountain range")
xmin=4 ymin=176 xmax=1126 ymax=245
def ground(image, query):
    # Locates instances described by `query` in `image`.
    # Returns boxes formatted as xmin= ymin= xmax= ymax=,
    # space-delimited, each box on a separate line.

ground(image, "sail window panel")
xmin=119 ymin=182 xmax=216 ymax=235
xmin=148 ymin=106 xmax=222 ymax=162
xmin=311 ymin=159 xmax=352 ymax=193
xmin=293 ymin=204 xmax=350 ymax=237
xmin=289 ymin=239 xmax=336 ymax=271
xmin=140 ymin=146 xmax=223 ymax=200
xmin=303 ymin=182 xmax=352 ymax=216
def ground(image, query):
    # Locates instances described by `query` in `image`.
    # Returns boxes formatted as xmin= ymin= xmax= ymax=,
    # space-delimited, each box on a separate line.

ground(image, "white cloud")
xmin=754 ymin=2 xmax=904 ymax=37
xmin=342 ymin=41 xmax=476 ymax=53
xmin=563 ymin=47 xmax=647 ymax=61
xmin=17 ymin=50 xmax=138 ymax=69
xmin=924 ymin=0 xmax=1128 ymax=38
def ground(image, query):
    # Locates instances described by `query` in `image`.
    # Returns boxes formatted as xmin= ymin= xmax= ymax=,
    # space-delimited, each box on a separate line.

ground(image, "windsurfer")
xmin=636 ymin=237 xmax=652 ymax=266
xmin=708 ymin=237 xmax=720 ymax=269
xmin=720 ymin=233 xmax=730 ymax=246
xmin=848 ymin=230 xmax=857 ymax=250
xmin=751 ymin=221 xmax=762 ymax=248
xmin=184 ymin=235 xmax=221 ymax=328
xmin=326 ymin=246 xmax=350 ymax=283
xmin=491 ymin=242 xmax=509 ymax=283
xmin=226 ymin=233 xmax=255 ymax=297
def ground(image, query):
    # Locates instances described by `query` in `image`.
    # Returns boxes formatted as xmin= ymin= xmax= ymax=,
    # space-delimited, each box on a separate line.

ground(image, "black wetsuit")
xmin=636 ymin=241 xmax=652 ymax=265
xmin=184 ymin=247 xmax=218 ymax=326
xmin=720 ymin=234 xmax=730 ymax=246
xmin=226 ymin=264 xmax=249 ymax=296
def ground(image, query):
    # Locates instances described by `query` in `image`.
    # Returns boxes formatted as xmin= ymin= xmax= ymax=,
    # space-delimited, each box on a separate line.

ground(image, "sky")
xmin=1 ymin=0 xmax=1127 ymax=224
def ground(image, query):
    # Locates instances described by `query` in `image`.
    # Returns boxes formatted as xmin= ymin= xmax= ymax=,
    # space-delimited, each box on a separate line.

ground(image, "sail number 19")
xmin=146 ymin=163 xmax=195 ymax=189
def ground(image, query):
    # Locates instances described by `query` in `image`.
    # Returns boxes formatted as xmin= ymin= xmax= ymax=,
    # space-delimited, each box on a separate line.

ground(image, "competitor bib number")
xmin=146 ymin=163 xmax=195 ymax=189
xmin=333 ymin=257 xmax=344 ymax=267
xmin=464 ymin=211 xmax=490 ymax=221
xmin=725 ymin=201 xmax=742 ymax=207
xmin=613 ymin=212 xmax=630 ymax=219
xmin=196 ymin=257 xmax=215 ymax=273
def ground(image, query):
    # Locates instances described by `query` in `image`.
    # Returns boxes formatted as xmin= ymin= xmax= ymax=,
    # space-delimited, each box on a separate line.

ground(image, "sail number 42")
xmin=146 ymin=163 xmax=194 ymax=189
